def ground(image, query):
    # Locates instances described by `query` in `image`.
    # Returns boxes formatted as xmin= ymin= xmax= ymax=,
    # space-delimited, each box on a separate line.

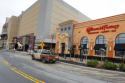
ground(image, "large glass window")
xmin=96 ymin=35 xmax=106 ymax=44
xmin=68 ymin=27 xmax=70 ymax=30
xmin=116 ymin=33 xmax=125 ymax=44
xmin=64 ymin=27 xmax=67 ymax=31
xmin=61 ymin=28 xmax=63 ymax=31
xmin=81 ymin=37 xmax=89 ymax=45
xmin=80 ymin=37 xmax=89 ymax=61
xmin=80 ymin=37 xmax=89 ymax=55
xmin=115 ymin=33 xmax=125 ymax=57
xmin=95 ymin=35 xmax=107 ymax=56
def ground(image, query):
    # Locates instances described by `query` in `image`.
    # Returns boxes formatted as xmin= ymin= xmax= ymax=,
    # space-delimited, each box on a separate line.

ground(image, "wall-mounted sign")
xmin=86 ymin=24 xmax=119 ymax=34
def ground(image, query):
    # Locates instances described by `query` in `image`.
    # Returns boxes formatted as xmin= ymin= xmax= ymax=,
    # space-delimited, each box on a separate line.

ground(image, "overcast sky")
xmin=0 ymin=0 xmax=125 ymax=33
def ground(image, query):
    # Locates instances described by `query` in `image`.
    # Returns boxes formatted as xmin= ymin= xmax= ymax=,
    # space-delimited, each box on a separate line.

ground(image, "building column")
xmin=55 ymin=41 xmax=59 ymax=54
xmin=89 ymin=42 xmax=95 ymax=56
xmin=107 ymin=40 xmax=114 ymax=58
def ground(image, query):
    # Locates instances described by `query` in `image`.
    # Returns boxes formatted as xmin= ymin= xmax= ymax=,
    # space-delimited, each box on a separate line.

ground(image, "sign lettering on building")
xmin=86 ymin=24 xmax=119 ymax=34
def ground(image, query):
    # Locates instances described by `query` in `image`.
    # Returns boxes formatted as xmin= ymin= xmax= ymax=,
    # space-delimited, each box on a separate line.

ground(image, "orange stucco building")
xmin=73 ymin=13 xmax=125 ymax=58
xmin=56 ymin=13 xmax=125 ymax=59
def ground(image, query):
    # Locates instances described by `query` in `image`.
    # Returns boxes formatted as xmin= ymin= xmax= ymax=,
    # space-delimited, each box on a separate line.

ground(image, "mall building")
xmin=0 ymin=17 xmax=20 ymax=49
xmin=1 ymin=0 xmax=90 ymax=50
xmin=56 ymin=13 xmax=125 ymax=59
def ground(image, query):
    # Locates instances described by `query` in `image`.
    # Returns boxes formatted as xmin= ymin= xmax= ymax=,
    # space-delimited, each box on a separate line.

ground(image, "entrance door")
xmin=61 ymin=43 xmax=65 ymax=56
xmin=95 ymin=35 xmax=107 ymax=56
xmin=80 ymin=37 xmax=89 ymax=61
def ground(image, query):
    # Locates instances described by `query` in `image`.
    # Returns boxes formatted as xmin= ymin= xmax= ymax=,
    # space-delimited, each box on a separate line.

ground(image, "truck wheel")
xmin=32 ymin=55 xmax=35 ymax=60
xmin=52 ymin=61 xmax=56 ymax=63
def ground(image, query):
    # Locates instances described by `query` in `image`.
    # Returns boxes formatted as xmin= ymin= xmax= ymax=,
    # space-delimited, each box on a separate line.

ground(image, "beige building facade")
xmin=0 ymin=18 xmax=9 ymax=48
xmin=7 ymin=16 xmax=20 ymax=45
xmin=18 ymin=1 xmax=40 ymax=36
xmin=18 ymin=0 xmax=90 ymax=41
xmin=2 ymin=0 xmax=90 ymax=50
xmin=55 ymin=20 xmax=77 ymax=56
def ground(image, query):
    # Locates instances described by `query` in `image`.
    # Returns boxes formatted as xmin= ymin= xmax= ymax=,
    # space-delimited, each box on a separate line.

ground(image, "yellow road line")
xmin=11 ymin=68 xmax=36 ymax=82
xmin=2 ymin=60 xmax=11 ymax=66
xmin=3 ymin=60 xmax=45 ymax=83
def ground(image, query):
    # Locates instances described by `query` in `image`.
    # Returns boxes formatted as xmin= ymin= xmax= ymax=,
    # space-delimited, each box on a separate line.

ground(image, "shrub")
xmin=87 ymin=60 xmax=99 ymax=67
xmin=119 ymin=63 xmax=125 ymax=72
xmin=96 ymin=62 xmax=104 ymax=68
xmin=104 ymin=61 xmax=117 ymax=70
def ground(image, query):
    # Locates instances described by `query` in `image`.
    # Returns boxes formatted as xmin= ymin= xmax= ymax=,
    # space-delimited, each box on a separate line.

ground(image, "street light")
xmin=86 ymin=44 xmax=89 ymax=63
xmin=100 ymin=48 xmax=105 ymax=62
xmin=68 ymin=48 xmax=72 ymax=61
xmin=122 ymin=51 xmax=125 ymax=64
xmin=85 ymin=48 xmax=89 ymax=64
xmin=80 ymin=44 xmax=88 ymax=63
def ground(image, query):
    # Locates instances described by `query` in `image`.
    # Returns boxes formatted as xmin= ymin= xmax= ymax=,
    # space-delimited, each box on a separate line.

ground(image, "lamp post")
xmin=85 ymin=48 xmax=89 ymax=64
xmin=122 ymin=51 xmax=125 ymax=64
xmin=68 ymin=48 xmax=72 ymax=61
xmin=85 ymin=44 xmax=89 ymax=64
xmin=100 ymin=48 xmax=105 ymax=62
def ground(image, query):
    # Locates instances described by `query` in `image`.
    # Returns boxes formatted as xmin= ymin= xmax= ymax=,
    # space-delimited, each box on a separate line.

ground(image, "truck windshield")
xmin=41 ymin=50 xmax=51 ymax=54
xmin=42 ymin=50 xmax=55 ymax=56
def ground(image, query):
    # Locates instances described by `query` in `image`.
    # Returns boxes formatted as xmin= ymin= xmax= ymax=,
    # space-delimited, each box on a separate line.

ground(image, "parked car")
xmin=31 ymin=49 xmax=59 ymax=63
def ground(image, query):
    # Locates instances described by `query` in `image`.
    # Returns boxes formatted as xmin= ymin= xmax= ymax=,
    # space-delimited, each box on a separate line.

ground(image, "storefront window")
xmin=80 ymin=37 xmax=89 ymax=55
xmin=61 ymin=28 xmax=63 ymax=31
xmin=68 ymin=27 xmax=70 ymax=30
xmin=95 ymin=35 xmax=107 ymax=56
xmin=116 ymin=34 xmax=125 ymax=44
xmin=115 ymin=33 xmax=125 ymax=57
xmin=96 ymin=35 xmax=106 ymax=44
xmin=65 ymin=27 xmax=67 ymax=31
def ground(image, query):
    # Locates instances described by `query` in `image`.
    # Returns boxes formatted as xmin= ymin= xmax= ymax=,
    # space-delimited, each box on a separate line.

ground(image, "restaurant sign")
xmin=86 ymin=24 xmax=119 ymax=34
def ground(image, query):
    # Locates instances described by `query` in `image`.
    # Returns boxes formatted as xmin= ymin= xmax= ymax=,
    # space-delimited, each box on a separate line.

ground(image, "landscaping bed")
xmin=60 ymin=58 xmax=125 ymax=72
xmin=86 ymin=60 xmax=125 ymax=72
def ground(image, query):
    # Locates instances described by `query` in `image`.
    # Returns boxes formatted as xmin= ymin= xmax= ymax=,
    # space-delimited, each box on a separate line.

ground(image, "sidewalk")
xmin=59 ymin=57 xmax=87 ymax=66
xmin=8 ymin=50 xmax=30 ymax=56
xmin=15 ymin=51 xmax=29 ymax=55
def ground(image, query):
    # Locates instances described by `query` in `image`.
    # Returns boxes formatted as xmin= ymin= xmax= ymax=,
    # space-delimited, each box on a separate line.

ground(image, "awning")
xmin=94 ymin=44 xmax=106 ymax=50
xmin=114 ymin=44 xmax=125 ymax=51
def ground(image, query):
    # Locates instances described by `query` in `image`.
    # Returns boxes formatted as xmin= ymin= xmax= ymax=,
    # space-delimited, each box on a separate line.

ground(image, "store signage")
xmin=86 ymin=24 xmax=119 ymax=34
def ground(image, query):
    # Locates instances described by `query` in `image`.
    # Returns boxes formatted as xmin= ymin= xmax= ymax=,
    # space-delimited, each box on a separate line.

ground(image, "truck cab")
xmin=31 ymin=49 xmax=59 ymax=63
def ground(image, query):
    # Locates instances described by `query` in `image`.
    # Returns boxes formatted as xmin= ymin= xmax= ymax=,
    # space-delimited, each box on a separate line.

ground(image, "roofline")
xmin=74 ymin=13 xmax=125 ymax=27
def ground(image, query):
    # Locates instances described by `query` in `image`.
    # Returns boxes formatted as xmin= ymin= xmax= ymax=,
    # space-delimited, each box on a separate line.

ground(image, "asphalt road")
xmin=0 ymin=50 xmax=125 ymax=83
